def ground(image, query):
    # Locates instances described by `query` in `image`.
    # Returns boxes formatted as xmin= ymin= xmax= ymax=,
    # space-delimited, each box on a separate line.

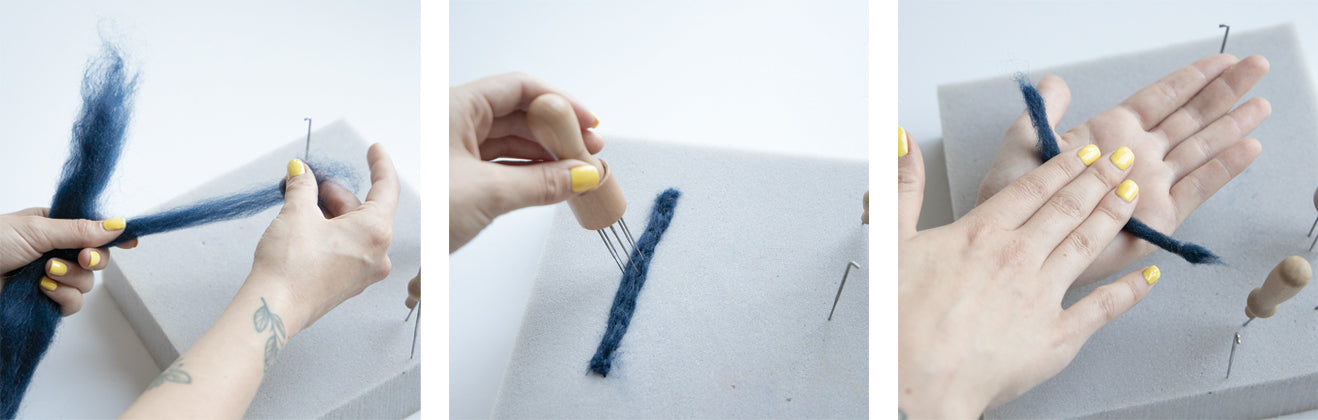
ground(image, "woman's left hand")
xmin=0 ymin=208 xmax=131 ymax=315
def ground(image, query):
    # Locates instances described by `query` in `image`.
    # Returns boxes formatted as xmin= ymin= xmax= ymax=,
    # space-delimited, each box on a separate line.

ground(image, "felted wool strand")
xmin=0 ymin=44 xmax=356 ymax=418
xmin=589 ymin=188 xmax=681 ymax=377
xmin=1016 ymin=77 xmax=1221 ymax=264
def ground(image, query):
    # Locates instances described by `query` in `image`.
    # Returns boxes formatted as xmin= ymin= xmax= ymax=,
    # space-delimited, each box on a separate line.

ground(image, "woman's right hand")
xmin=898 ymin=128 xmax=1160 ymax=417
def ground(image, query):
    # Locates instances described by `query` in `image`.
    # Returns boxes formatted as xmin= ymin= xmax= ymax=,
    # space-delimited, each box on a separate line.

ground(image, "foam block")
xmin=491 ymin=140 xmax=869 ymax=418
xmin=938 ymin=24 xmax=1318 ymax=417
xmin=103 ymin=120 xmax=420 ymax=418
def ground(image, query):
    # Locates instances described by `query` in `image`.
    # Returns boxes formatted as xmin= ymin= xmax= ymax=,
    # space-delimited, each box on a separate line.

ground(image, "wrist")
xmin=234 ymin=273 xmax=309 ymax=340
xmin=898 ymin=377 xmax=989 ymax=419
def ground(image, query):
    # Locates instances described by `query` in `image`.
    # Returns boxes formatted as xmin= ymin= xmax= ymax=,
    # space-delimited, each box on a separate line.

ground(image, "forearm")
xmin=121 ymin=277 xmax=305 ymax=419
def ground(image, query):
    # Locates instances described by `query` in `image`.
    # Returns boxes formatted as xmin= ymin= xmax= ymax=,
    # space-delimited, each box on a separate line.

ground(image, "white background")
xmin=0 ymin=1 xmax=418 ymax=417
xmin=449 ymin=1 xmax=868 ymax=417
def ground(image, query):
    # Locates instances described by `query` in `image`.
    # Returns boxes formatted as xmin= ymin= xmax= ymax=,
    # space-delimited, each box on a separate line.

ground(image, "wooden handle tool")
xmin=1246 ymin=256 xmax=1311 ymax=319
xmin=527 ymin=93 xmax=627 ymax=231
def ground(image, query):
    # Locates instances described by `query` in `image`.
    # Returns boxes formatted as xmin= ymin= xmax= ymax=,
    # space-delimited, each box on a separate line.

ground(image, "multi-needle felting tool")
xmin=527 ymin=93 xmax=641 ymax=274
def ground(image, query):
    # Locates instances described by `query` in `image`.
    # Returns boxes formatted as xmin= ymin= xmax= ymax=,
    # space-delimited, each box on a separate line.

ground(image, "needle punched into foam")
xmin=1227 ymin=256 xmax=1311 ymax=378
xmin=527 ymin=94 xmax=642 ymax=274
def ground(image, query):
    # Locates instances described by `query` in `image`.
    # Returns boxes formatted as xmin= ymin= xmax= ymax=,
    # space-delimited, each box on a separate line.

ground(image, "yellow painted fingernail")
xmin=102 ymin=217 xmax=126 ymax=231
xmin=1116 ymin=179 xmax=1139 ymax=202
xmin=570 ymin=165 xmax=600 ymax=192
xmin=590 ymin=114 xmax=600 ymax=129
xmin=1110 ymin=146 xmax=1134 ymax=170
xmin=1077 ymin=144 xmax=1101 ymax=166
xmin=88 ymin=251 xmax=101 ymax=268
xmin=898 ymin=126 xmax=909 ymax=157
xmin=48 ymin=260 xmax=68 ymax=276
xmin=287 ymin=159 xmax=305 ymax=177
xmin=40 ymin=277 xmax=57 ymax=291
xmin=1144 ymin=265 xmax=1161 ymax=285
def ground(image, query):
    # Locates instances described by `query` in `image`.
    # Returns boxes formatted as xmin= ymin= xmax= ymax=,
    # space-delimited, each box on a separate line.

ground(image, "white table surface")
xmin=0 ymin=1 xmax=418 ymax=418
xmin=900 ymin=0 xmax=1318 ymax=416
xmin=448 ymin=1 xmax=868 ymax=417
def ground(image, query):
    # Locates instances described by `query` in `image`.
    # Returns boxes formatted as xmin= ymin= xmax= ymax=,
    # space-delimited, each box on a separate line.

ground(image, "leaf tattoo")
xmin=253 ymin=297 xmax=287 ymax=371
xmin=147 ymin=360 xmax=192 ymax=391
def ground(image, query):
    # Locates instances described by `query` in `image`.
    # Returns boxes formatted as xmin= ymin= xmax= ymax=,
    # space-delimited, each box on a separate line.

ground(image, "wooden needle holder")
xmin=527 ymin=93 xmax=627 ymax=231
xmin=1246 ymin=256 xmax=1311 ymax=319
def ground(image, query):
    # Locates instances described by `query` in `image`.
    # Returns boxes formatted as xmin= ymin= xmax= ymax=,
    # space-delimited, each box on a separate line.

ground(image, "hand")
xmin=899 ymin=129 xmax=1159 ymax=417
xmin=0 ymin=208 xmax=132 ymax=316
xmin=977 ymin=54 xmax=1269 ymax=287
xmin=244 ymin=144 xmax=400 ymax=338
xmin=449 ymin=72 xmax=604 ymax=252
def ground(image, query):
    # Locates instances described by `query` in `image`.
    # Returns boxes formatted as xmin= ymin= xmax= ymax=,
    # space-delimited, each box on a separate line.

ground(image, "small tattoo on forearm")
xmin=147 ymin=360 xmax=192 ymax=390
xmin=253 ymin=297 xmax=287 ymax=371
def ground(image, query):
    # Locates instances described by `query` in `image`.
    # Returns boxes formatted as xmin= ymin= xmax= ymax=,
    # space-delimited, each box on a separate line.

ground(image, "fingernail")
xmin=1077 ymin=144 xmax=1101 ymax=166
xmin=898 ymin=126 xmax=909 ymax=157
xmin=1110 ymin=146 xmax=1134 ymax=170
xmin=1144 ymin=265 xmax=1161 ymax=285
xmin=102 ymin=218 xmax=126 ymax=231
xmin=570 ymin=165 xmax=601 ymax=192
xmin=88 ymin=251 xmax=101 ymax=268
xmin=287 ymin=159 xmax=305 ymax=178
xmin=48 ymin=260 xmax=68 ymax=276
xmin=590 ymin=114 xmax=600 ymax=129
xmin=40 ymin=277 xmax=57 ymax=291
xmin=1117 ymin=179 xmax=1139 ymax=202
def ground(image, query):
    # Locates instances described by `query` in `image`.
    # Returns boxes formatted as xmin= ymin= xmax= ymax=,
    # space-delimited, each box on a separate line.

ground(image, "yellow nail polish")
xmin=1111 ymin=146 xmax=1134 ymax=170
xmin=590 ymin=114 xmax=600 ymax=129
xmin=1077 ymin=144 xmax=1101 ymax=166
xmin=1116 ymin=179 xmax=1139 ymax=202
xmin=287 ymin=159 xmax=305 ymax=177
xmin=102 ymin=217 xmax=126 ymax=231
xmin=1144 ymin=265 xmax=1161 ymax=285
xmin=898 ymin=126 xmax=909 ymax=157
xmin=570 ymin=165 xmax=601 ymax=192
xmin=48 ymin=260 xmax=68 ymax=276
xmin=40 ymin=277 xmax=57 ymax=291
xmin=88 ymin=251 xmax=101 ymax=268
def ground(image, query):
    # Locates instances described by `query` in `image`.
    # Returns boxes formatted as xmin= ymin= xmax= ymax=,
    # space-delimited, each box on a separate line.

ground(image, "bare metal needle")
xmin=828 ymin=262 xmax=861 ymax=321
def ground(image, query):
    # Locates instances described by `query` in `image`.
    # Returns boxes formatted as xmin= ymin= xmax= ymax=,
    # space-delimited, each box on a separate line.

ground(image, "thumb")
xmin=487 ymin=159 xmax=600 ymax=214
xmin=18 ymin=216 xmax=126 ymax=252
xmin=897 ymin=126 xmax=925 ymax=239
xmin=1063 ymin=265 xmax=1160 ymax=346
xmin=281 ymin=158 xmax=321 ymax=217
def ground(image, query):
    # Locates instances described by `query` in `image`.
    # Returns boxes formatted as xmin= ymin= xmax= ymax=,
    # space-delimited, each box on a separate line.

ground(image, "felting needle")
xmin=409 ymin=303 xmax=421 ymax=359
xmin=1229 ymin=257 xmax=1311 ymax=377
xmin=1307 ymin=187 xmax=1318 ymax=250
xmin=828 ymin=261 xmax=861 ymax=321
xmin=1219 ymin=24 xmax=1230 ymax=54
xmin=404 ymin=271 xmax=421 ymax=357
xmin=1226 ymin=331 xmax=1241 ymax=378
xmin=303 ymin=117 xmax=312 ymax=161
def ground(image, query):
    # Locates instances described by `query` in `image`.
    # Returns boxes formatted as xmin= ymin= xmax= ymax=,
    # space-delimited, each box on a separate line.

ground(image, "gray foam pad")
xmin=490 ymin=139 xmax=868 ymax=418
xmin=103 ymin=120 xmax=420 ymax=418
xmin=938 ymin=24 xmax=1318 ymax=418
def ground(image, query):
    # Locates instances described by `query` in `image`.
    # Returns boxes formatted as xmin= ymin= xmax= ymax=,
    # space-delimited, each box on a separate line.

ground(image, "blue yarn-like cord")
xmin=0 ymin=44 xmax=356 ymax=417
xmin=589 ymin=188 xmax=681 ymax=377
xmin=1016 ymin=77 xmax=1221 ymax=264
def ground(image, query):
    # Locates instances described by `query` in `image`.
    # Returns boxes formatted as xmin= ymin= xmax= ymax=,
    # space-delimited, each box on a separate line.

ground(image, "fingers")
xmin=1041 ymin=177 xmax=1139 ymax=287
xmin=1166 ymin=97 xmax=1270 ymax=179
xmin=45 ymin=257 xmax=94 ymax=293
xmin=972 ymin=143 xmax=1091 ymax=229
xmin=1021 ymin=145 xmax=1134 ymax=247
xmin=41 ymin=279 xmax=84 ymax=317
xmin=897 ymin=127 xmax=924 ymax=239
xmin=457 ymin=72 xmax=599 ymax=136
xmin=1062 ymin=265 xmax=1160 ymax=344
xmin=485 ymin=159 xmax=600 ymax=213
xmin=14 ymin=216 xmax=127 ymax=253
xmin=9 ymin=207 xmax=48 ymax=217
xmin=1154 ymin=55 xmax=1270 ymax=147
xmin=486 ymin=113 xmax=604 ymax=158
xmin=319 ymin=180 xmax=363 ymax=219
xmin=363 ymin=143 xmax=402 ymax=219
xmin=1117 ymin=54 xmax=1238 ymax=131
xmin=1007 ymin=74 xmax=1073 ymax=149
xmin=281 ymin=159 xmax=322 ymax=218
xmin=79 ymin=248 xmax=109 ymax=270
xmin=1170 ymin=138 xmax=1263 ymax=223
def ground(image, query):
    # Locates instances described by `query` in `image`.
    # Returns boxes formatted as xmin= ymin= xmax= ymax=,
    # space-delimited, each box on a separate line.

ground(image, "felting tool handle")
xmin=527 ymin=93 xmax=627 ymax=231
xmin=1246 ymin=256 xmax=1312 ymax=318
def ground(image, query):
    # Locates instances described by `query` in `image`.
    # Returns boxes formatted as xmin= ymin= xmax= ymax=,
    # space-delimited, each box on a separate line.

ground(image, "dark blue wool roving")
xmin=0 ymin=44 xmax=358 ymax=417
xmin=589 ymin=188 xmax=681 ymax=377
xmin=1016 ymin=76 xmax=1221 ymax=264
